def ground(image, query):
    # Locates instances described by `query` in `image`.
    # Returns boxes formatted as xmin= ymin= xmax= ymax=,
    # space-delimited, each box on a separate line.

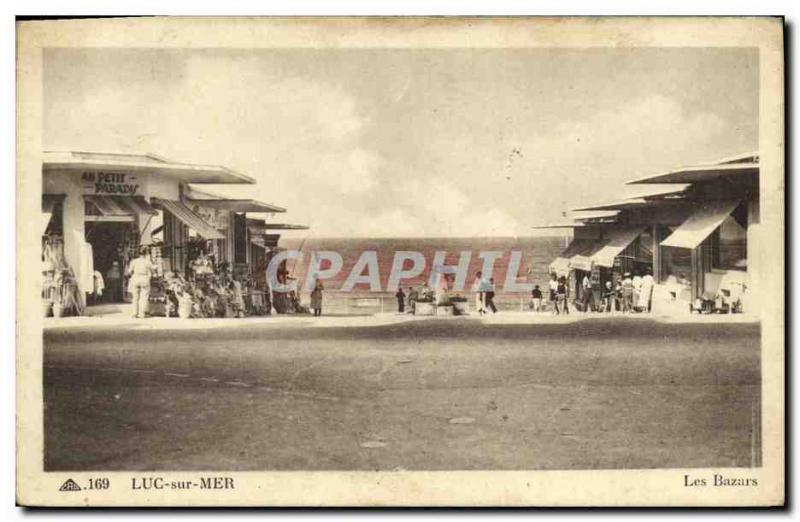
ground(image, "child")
xmin=531 ymin=285 xmax=543 ymax=312
xmin=557 ymin=276 xmax=569 ymax=314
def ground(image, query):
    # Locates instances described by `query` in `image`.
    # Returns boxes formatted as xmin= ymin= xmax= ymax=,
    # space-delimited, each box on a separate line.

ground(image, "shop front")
xmin=41 ymin=151 xmax=255 ymax=316
xmin=245 ymin=219 xmax=309 ymax=314
xmin=550 ymin=226 xmax=650 ymax=309
xmin=542 ymin=153 xmax=759 ymax=315
xmin=660 ymin=198 xmax=751 ymax=310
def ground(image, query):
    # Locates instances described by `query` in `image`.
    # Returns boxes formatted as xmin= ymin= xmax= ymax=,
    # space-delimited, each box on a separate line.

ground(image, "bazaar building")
xmin=539 ymin=153 xmax=759 ymax=314
xmin=41 ymin=151 xmax=302 ymax=314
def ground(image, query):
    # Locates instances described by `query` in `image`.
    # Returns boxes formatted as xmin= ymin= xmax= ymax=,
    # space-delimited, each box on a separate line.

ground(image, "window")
xmin=661 ymin=226 xmax=692 ymax=283
xmin=710 ymin=214 xmax=747 ymax=271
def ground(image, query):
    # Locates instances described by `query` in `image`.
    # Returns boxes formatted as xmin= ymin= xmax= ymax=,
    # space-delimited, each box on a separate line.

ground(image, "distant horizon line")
xmin=279 ymin=234 xmax=570 ymax=240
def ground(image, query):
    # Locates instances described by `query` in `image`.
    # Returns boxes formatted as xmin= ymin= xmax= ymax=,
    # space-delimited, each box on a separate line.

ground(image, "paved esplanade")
xmin=44 ymin=316 xmax=760 ymax=471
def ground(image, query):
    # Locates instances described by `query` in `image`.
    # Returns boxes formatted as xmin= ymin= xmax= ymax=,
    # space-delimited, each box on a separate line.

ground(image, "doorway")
xmin=85 ymin=221 xmax=135 ymax=303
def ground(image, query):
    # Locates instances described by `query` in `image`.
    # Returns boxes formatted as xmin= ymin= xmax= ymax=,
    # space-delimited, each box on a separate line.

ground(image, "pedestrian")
xmin=310 ymin=280 xmax=324 ymax=317
xmin=105 ymin=260 xmax=122 ymax=303
xmin=621 ymin=272 xmax=634 ymax=312
xmin=485 ymin=278 xmax=498 ymax=314
xmin=591 ymin=275 xmax=603 ymax=313
xmin=549 ymin=273 xmax=560 ymax=315
xmin=632 ymin=272 xmax=643 ymax=311
xmin=408 ymin=286 xmax=418 ymax=314
xmin=126 ymin=247 xmax=155 ymax=318
xmin=395 ymin=287 xmax=406 ymax=313
xmin=581 ymin=273 xmax=592 ymax=312
xmin=472 ymin=271 xmax=487 ymax=315
xmin=557 ymin=275 xmax=569 ymax=314
xmin=531 ymin=284 xmax=543 ymax=312
xmin=603 ymin=280 xmax=615 ymax=312
xmin=641 ymin=269 xmax=655 ymax=312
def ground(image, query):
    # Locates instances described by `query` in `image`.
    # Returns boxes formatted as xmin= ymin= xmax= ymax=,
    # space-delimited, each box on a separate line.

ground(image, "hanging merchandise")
xmin=149 ymin=242 xmax=164 ymax=277
xmin=42 ymin=235 xmax=68 ymax=271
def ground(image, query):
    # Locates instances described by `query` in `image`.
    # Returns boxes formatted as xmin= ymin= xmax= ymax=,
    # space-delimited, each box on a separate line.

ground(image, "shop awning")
xmin=591 ymin=227 xmax=644 ymax=268
xmin=123 ymin=196 xmax=158 ymax=216
xmin=248 ymin=221 xmax=309 ymax=232
xmin=550 ymin=238 xmax=606 ymax=274
xmin=42 ymin=194 xmax=64 ymax=236
xmin=156 ymin=199 xmax=225 ymax=240
xmin=549 ymin=257 xmax=571 ymax=276
xmin=660 ymin=200 xmax=740 ymax=250
xmin=186 ymin=198 xmax=286 ymax=213
xmin=84 ymin=195 xmax=157 ymax=217
xmin=569 ymin=255 xmax=594 ymax=271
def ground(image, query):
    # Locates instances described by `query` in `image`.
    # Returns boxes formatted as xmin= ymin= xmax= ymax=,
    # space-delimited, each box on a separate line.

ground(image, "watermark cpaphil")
xmin=266 ymin=250 xmax=535 ymax=293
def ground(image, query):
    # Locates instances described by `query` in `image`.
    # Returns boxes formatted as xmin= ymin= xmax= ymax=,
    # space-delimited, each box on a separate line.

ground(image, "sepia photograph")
xmin=16 ymin=16 xmax=784 ymax=506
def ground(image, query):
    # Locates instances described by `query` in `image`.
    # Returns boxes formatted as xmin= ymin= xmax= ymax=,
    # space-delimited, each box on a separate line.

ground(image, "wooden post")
xmin=652 ymin=224 xmax=661 ymax=282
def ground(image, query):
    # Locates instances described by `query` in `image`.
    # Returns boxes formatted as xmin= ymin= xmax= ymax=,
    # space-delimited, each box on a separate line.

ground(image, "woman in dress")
xmin=310 ymin=280 xmax=324 ymax=317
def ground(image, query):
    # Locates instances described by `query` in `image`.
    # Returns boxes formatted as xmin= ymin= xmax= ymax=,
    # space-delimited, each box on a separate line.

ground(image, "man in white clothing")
xmin=126 ymin=247 xmax=155 ymax=318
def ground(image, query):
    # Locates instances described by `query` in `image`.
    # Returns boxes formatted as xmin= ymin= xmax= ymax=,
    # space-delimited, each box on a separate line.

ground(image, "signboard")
xmin=263 ymin=234 xmax=281 ymax=247
xmin=190 ymin=204 xmax=229 ymax=231
xmin=81 ymin=171 xmax=147 ymax=196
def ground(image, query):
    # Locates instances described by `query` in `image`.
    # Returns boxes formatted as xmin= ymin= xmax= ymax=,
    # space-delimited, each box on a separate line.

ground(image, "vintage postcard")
xmin=16 ymin=16 xmax=784 ymax=506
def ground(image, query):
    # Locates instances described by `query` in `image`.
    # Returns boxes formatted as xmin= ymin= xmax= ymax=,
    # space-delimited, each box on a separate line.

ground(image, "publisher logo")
xmin=58 ymin=478 xmax=82 ymax=492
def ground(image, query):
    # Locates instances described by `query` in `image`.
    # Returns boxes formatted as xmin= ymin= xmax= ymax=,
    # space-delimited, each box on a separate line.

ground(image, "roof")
xmin=43 ymin=150 xmax=256 ymax=185
xmin=572 ymin=184 xmax=692 ymax=212
xmin=256 ymin=223 xmax=309 ymax=230
xmin=572 ymin=199 xmax=650 ymax=212
xmin=628 ymin=184 xmax=691 ymax=200
xmin=531 ymin=222 xmax=585 ymax=229
xmin=186 ymin=198 xmax=286 ymax=213
xmin=699 ymin=151 xmax=759 ymax=165
xmin=247 ymin=218 xmax=308 ymax=231
xmin=627 ymin=161 xmax=758 ymax=185
xmin=186 ymin=186 xmax=286 ymax=213
xmin=572 ymin=210 xmax=619 ymax=223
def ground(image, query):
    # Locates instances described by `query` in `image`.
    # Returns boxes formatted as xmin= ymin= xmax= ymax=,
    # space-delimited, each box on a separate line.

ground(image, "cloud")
xmin=44 ymin=50 xmax=756 ymax=238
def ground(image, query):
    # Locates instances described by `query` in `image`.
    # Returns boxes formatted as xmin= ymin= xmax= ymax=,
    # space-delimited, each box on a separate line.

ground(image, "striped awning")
xmin=591 ymin=227 xmax=644 ymax=268
xmin=661 ymin=200 xmax=740 ymax=250
xmin=549 ymin=257 xmax=571 ymax=276
xmin=569 ymin=255 xmax=594 ymax=271
xmin=550 ymin=238 xmax=606 ymax=274
xmin=156 ymin=199 xmax=225 ymax=240
xmin=84 ymin=195 xmax=157 ymax=217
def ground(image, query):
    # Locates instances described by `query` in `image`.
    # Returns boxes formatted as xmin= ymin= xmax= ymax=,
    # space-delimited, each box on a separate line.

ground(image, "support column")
xmin=652 ymin=224 xmax=661 ymax=282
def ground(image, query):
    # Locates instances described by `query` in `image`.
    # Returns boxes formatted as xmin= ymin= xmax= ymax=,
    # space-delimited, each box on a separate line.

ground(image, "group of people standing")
xmin=545 ymin=274 xmax=571 ymax=314
xmin=391 ymin=272 xmax=499 ymax=315
xmin=538 ymin=270 xmax=655 ymax=315
xmin=472 ymin=271 xmax=498 ymax=315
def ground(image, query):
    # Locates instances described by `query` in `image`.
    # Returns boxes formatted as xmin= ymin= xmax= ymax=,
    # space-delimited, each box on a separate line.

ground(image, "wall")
xmin=44 ymin=168 xmax=185 ymax=294
xmin=146 ymin=173 xmax=180 ymax=201
xmin=746 ymin=194 xmax=761 ymax=313
xmin=43 ymin=170 xmax=85 ymax=290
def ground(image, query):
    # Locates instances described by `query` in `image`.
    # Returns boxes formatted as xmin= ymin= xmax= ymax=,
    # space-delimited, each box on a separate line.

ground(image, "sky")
xmin=43 ymin=47 xmax=758 ymax=237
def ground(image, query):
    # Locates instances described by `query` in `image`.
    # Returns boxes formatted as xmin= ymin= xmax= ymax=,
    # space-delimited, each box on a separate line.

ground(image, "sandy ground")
xmin=43 ymin=317 xmax=761 ymax=471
